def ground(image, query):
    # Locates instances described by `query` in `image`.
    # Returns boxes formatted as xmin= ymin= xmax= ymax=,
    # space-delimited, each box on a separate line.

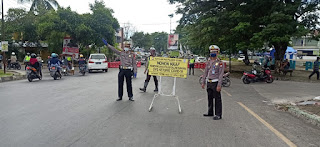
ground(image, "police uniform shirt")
xmin=202 ymin=59 xmax=225 ymax=87
xmin=108 ymin=44 xmax=137 ymax=73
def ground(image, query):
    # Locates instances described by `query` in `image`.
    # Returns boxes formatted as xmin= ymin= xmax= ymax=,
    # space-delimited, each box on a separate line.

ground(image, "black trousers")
xmin=118 ymin=69 xmax=133 ymax=98
xmin=207 ymin=82 xmax=222 ymax=116
xmin=309 ymin=70 xmax=319 ymax=79
xmin=145 ymin=73 xmax=158 ymax=84
xmin=189 ymin=64 xmax=194 ymax=75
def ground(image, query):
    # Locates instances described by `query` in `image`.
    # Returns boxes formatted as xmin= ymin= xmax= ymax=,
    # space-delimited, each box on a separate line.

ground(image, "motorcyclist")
xmin=78 ymin=54 xmax=87 ymax=71
xmin=29 ymin=53 xmax=42 ymax=78
xmin=24 ymin=53 xmax=31 ymax=70
xmin=10 ymin=52 xmax=18 ymax=68
xmin=252 ymin=59 xmax=263 ymax=78
xmin=49 ymin=53 xmax=62 ymax=73
xmin=62 ymin=56 xmax=70 ymax=71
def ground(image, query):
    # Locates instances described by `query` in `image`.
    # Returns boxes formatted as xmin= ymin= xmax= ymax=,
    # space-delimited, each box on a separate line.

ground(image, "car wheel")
xmin=105 ymin=69 xmax=108 ymax=72
xmin=89 ymin=70 xmax=92 ymax=73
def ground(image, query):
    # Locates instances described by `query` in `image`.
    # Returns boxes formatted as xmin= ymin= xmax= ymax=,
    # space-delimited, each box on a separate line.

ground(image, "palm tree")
xmin=18 ymin=0 xmax=60 ymax=12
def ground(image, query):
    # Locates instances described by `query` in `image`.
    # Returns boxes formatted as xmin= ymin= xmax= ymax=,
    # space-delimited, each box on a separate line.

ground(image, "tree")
xmin=18 ymin=0 xmax=60 ymax=13
xmin=170 ymin=0 xmax=320 ymax=71
xmin=151 ymin=32 xmax=168 ymax=53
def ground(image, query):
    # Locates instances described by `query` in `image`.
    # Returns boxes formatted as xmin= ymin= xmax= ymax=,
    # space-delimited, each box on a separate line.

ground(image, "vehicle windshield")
xmin=90 ymin=55 xmax=105 ymax=59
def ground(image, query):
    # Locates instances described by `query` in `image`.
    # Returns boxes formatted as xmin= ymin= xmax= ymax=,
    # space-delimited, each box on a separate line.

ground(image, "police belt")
xmin=120 ymin=66 xmax=133 ymax=70
xmin=207 ymin=79 xmax=219 ymax=83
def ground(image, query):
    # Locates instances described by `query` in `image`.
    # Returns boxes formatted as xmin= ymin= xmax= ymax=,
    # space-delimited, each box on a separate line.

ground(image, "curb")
xmin=0 ymin=72 xmax=27 ymax=83
xmin=287 ymin=106 xmax=320 ymax=128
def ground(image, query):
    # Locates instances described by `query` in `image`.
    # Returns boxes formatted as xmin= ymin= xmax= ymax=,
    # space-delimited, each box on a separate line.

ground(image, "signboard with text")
xmin=148 ymin=57 xmax=188 ymax=78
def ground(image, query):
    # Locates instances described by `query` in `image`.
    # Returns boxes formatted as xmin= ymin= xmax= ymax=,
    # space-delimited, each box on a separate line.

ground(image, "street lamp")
xmin=168 ymin=14 xmax=173 ymax=34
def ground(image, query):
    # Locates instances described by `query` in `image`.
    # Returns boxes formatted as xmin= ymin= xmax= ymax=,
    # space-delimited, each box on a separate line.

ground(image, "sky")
xmin=2 ymin=0 xmax=182 ymax=34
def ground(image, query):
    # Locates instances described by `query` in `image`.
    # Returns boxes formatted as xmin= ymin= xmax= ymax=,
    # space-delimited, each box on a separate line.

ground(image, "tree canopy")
xmin=170 ymin=0 xmax=320 ymax=64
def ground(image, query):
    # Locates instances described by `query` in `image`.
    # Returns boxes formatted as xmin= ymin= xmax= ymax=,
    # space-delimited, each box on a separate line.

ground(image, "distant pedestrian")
xmin=309 ymin=57 xmax=319 ymax=80
xmin=189 ymin=55 xmax=195 ymax=75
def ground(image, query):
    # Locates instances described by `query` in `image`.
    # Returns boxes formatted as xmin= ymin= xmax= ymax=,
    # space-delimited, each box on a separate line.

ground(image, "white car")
xmin=88 ymin=54 xmax=108 ymax=72
xmin=195 ymin=57 xmax=207 ymax=63
xmin=238 ymin=56 xmax=245 ymax=61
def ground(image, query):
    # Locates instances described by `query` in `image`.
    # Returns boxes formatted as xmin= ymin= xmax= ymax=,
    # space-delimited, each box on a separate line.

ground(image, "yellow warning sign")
xmin=148 ymin=57 xmax=188 ymax=78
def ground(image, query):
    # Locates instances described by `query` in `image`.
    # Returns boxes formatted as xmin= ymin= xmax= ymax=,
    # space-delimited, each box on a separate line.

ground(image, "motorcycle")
xmin=50 ymin=65 xmax=62 ymax=80
xmin=26 ymin=66 xmax=41 ymax=82
xmin=61 ymin=65 xmax=68 ymax=76
xmin=79 ymin=65 xmax=86 ymax=76
xmin=199 ymin=72 xmax=231 ymax=87
xmin=241 ymin=67 xmax=273 ymax=84
xmin=7 ymin=59 xmax=21 ymax=70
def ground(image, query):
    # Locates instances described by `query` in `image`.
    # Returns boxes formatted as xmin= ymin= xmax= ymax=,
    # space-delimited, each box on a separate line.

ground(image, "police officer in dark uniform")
xmin=103 ymin=39 xmax=137 ymax=101
xmin=201 ymin=45 xmax=225 ymax=120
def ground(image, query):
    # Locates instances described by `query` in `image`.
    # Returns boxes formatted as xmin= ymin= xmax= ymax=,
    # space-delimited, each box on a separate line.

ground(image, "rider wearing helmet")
xmin=29 ymin=53 xmax=42 ymax=77
xmin=49 ymin=53 xmax=63 ymax=72
xmin=10 ymin=52 xmax=18 ymax=64
xmin=78 ymin=54 xmax=87 ymax=70
xmin=24 ymin=53 xmax=31 ymax=70
xmin=9 ymin=52 xmax=18 ymax=69
xmin=139 ymin=47 xmax=158 ymax=92
xmin=202 ymin=44 xmax=225 ymax=120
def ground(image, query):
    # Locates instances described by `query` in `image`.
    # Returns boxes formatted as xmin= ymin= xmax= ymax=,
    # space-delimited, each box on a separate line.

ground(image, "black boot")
xmin=154 ymin=83 xmax=158 ymax=92
xmin=139 ymin=82 xmax=148 ymax=92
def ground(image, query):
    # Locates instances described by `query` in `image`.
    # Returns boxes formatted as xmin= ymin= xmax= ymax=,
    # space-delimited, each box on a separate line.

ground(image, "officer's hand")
xmin=201 ymin=84 xmax=205 ymax=89
xmin=216 ymin=86 xmax=221 ymax=92
xmin=102 ymin=38 xmax=108 ymax=45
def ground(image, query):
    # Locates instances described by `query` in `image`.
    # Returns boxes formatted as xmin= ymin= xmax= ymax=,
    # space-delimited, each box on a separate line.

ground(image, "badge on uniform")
xmin=212 ymin=65 xmax=216 ymax=75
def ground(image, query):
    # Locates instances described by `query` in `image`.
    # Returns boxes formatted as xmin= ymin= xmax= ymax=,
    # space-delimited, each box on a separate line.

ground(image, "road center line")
xmin=237 ymin=102 xmax=297 ymax=147
xmin=222 ymin=89 xmax=232 ymax=97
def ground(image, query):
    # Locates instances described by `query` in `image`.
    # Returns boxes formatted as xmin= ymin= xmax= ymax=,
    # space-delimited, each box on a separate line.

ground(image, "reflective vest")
xmin=25 ymin=56 xmax=31 ymax=62
xmin=67 ymin=57 xmax=72 ymax=61
xmin=190 ymin=58 xmax=195 ymax=64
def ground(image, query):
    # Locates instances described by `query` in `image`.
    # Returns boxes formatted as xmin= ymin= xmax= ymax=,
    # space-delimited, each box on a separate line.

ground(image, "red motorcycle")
xmin=242 ymin=68 xmax=273 ymax=84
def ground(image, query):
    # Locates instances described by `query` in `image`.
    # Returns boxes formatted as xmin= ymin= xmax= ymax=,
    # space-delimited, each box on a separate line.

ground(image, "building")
xmin=292 ymin=36 xmax=320 ymax=56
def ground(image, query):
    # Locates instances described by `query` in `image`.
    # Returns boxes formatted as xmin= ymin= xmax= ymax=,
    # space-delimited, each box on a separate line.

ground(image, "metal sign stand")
xmin=148 ymin=76 xmax=182 ymax=113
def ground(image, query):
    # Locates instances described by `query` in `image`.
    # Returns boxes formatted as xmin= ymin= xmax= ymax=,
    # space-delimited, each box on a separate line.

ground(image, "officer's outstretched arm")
xmin=102 ymin=38 xmax=121 ymax=55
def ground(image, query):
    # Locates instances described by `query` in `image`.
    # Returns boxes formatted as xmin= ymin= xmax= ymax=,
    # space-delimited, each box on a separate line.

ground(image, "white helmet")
xmin=12 ymin=52 xmax=15 ymax=55
xmin=150 ymin=47 xmax=156 ymax=50
xmin=209 ymin=45 xmax=220 ymax=52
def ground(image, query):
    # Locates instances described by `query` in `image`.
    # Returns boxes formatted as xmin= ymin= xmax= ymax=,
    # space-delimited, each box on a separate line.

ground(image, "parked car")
xmin=88 ymin=53 xmax=108 ymax=73
xmin=195 ymin=57 xmax=207 ymax=63
xmin=238 ymin=56 xmax=245 ymax=61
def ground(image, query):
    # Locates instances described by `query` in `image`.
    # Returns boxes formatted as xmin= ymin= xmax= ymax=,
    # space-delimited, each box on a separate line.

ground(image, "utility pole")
xmin=1 ymin=0 xmax=6 ymax=74
xmin=121 ymin=27 xmax=124 ymax=50
xmin=168 ymin=14 xmax=173 ymax=34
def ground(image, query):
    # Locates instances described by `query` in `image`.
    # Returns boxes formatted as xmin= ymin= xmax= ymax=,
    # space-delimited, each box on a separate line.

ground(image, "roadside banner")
xmin=168 ymin=34 xmax=179 ymax=50
xmin=0 ymin=41 xmax=8 ymax=52
xmin=148 ymin=57 xmax=188 ymax=78
xmin=62 ymin=37 xmax=79 ymax=58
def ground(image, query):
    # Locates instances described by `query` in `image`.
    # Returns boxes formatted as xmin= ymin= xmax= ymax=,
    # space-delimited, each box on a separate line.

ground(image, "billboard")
xmin=62 ymin=37 xmax=79 ymax=58
xmin=168 ymin=34 xmax=179 ymax=50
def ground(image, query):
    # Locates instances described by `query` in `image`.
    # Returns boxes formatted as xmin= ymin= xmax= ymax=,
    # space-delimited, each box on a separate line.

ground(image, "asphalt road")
xmin=0 ymin=68 xmax=319 ymax=147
